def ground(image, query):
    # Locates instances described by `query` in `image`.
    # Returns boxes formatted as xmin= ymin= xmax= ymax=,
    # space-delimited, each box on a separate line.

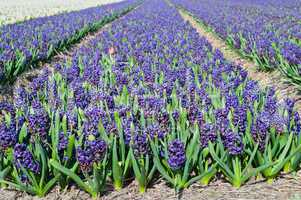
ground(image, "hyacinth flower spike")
xmin=50 ymin=137 xmax=108 ymax=199
xmin=197 ymin=124 xmax=219 ymax=185
xmin=129 ymin=133 xmax=156 ymax=193
xmin=150 ymin=127 xmax=216 ymax=193
xmin=1 ymin=142 xmax=60 ymax=197
xmin=283 ymin=111 xmax=301 ymax=173
xmin=0 ymin=120 xmax=16 ymax=186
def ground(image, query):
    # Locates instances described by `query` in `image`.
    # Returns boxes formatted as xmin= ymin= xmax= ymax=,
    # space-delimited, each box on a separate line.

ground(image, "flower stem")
xmin=139 ymin=185 xmax=146 ymax=193
xmin=114 ymin=181 xmax=122 ymax=191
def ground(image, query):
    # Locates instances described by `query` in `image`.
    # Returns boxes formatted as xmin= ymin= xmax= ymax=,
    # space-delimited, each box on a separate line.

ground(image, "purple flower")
xmin=0 ymin=101 xmax=15 ymax=117
xmin=132 ymin=133 xmax=149 ymax=157
xmin=58 ymin=132 xmax=69 ymax=152
xmin=200 ymin=123 xmax=217 ymax=148
xmin=167 ymin=139 xmax=186 ymax=170
xmin=73 ymin=85 xmax=90 ymax=109
xmin=146 ymin=123 xmax=166 ymax=139
xmin=28 ymin=109 xmax=50 ymax=140
xmin=76 ymin=138 xmax=107 ymax=172
xmin=292 ymin=111 xmax=301 ymax=135
xmin=226 ymin=94 xmax=239 ymax=109
xmin=222 ymin=130 xmax=244 ymax=155
xmin=215 ymin=108 xmax=229 ymax=133
xmin=14 ymin=144 xmax=40 ymax=174
xmin=285 ymin=98 xmax=295 ymax=124
xmin=233 ymin=105 xmax=247 ymax=133
xmin=13 ymin=87 xmax=28 ymax=111
xmin=264 ymin=91 xmax=277 ymax=115
xmin=251 ymin=111 xmax=270 ymax=151
xmin=0 ymin=122 xmax=18 ymax=151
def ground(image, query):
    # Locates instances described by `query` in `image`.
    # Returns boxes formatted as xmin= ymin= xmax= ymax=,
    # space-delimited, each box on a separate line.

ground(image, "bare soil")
xmin=1 ymin=172 xmax=301 ymax=200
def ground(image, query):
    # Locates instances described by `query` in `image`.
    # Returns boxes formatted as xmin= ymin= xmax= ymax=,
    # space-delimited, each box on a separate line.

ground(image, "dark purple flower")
xmin=200 ymin=123 xmax=217 ymax=148
xmin=215 ymin=108 xmax=229 ymax=133
xmin=0 ymin=101 xmax=15 ymax=117
xmin=167 ymin=139 xmax=186 ymax=170
xmin=76 ymin=138 xmax=107 ymax=172
xmin=132 ymin=133 xmax=149 ymax=157
xmin=14 ymin=144 xmax=40 ymax=174
xmin=233 ymin=105 xmax=247 ymax=133
xmin=27 ymin=109 xmax=50 ymax=140
xmin=0 ymin=122 xmax=18 ymax=151
xmin=251 ymin=111 xmax=270 ymax=151
xmin=146 ymin=123 xmax=166 ymax=139
xmin=292 ymin=111 xmax=301 ymax=135
xmin=222 ymin=130 xmax=244 ymax=155
xmin=58 ymin=132 xmax=69 ymax=152
xmin=285 ymin=98 xmax=295 ymax=124
xmin=73 ymin=85 xmax=90 ymax=109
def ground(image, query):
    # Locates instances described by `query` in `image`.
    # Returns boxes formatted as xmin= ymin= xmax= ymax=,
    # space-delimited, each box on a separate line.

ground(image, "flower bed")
xmin=0 ymin=0 xmax=139 ymax=84
xmin=0 ymin=0 xmax=300 ymax=198
xmin=172 ymin=0 xmax=301 ymax=86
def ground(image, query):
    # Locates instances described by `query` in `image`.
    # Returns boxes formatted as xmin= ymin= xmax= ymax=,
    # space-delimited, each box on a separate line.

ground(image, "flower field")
xmin=0 ymin=0 xmax=301 ymax=199
xmin=0 ymin=0 xmax=138 ymax=84
xmin=172 ymin=0 xmax=301 ymax=87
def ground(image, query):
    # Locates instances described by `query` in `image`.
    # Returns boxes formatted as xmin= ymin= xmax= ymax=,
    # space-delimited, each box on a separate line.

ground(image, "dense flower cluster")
xmin=0 ymin=0 xmax=300 ymax=196
xmin=27 ymin=109 xmax=50 ymax=140
xmin=172 ymin=0 xmax=301 ymax=82
xmin=0 ymin=0 xmax=139 ymax=83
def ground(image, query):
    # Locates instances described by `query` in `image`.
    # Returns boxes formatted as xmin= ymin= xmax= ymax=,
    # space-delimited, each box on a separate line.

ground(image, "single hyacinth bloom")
xmin=132 ymin=133 xmax=149 ymax=157
xmin=76 ymin=138 xmax=107 ymax=172
xmin=0 ymin=122 xmax=18 ymax=151
xmin=167 ymin=139 xmax=186 ymax=170
xmin=14 ymin=144 xmax=40 ymax=174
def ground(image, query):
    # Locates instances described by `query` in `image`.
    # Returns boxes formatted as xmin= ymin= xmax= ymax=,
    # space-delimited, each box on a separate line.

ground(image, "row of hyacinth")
xmin=0 ymin=0 xmax=301 ymax=197
xmin=0 ymin=0 xmax=140 ymax=84
xmin=0 ymin=0 xmax=124 ymax=26
xmin=171 ymin=0 xmax=301 ymax=86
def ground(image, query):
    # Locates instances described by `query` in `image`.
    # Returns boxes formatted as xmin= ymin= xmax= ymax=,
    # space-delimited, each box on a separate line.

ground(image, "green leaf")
xmin=112 ymin=137 xmax=122 ymax=189
xmin=0 ymin=166 xmax=11 ymax=183
xmin=130 ymin=149 xmax=146 ymax=187
xmin=241 ymin=162 xmax=275 ymax=184
xmin=208 ymin=142 xmax=234 ymax=178
xmin=36 ymin=142 xmax=47 ymax=188
xmin=149 ymin=139 xmax=173 ymax=184
xmin=272 ymin=144 xmax=301 ymax=175
xmin=41 ymin=173 xmax=61 ymax=196
xmin=18 ymin=124 xmax=27 ymax=143
xmin=50 ymin=159 xmax=92 ymax=194
xmin=0 ymin=180 xmax=35 ymax=194
xmin=242 ymin=143 xmax=259 ymax=175
xmin=184 ymin=164 xmax=217 ymax=188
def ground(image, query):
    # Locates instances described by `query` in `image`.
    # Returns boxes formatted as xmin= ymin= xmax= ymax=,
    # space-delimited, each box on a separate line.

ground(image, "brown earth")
xmin=1 ymin=172 xmax=301 ymax=200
